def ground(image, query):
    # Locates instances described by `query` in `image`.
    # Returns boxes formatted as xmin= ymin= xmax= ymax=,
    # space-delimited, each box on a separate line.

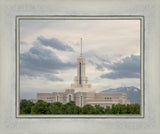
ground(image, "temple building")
xmin=31 ymin=38 xmax=130 ymax=107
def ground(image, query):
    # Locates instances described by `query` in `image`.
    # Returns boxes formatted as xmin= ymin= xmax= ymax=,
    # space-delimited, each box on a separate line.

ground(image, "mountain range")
xmin=101 ymin=86 xmax=141 ymax=104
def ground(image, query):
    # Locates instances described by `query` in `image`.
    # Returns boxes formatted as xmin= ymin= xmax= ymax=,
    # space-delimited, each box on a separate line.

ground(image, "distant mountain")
xmin=101 ymin=86 xmax=141 ymax=104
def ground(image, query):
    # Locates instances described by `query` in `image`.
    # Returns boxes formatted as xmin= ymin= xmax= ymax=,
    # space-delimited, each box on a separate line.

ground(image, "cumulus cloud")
xmin=20 ymin=44 xmax=76 ymax=81
xmin=37 ymin=36 xmax=74 ymax=51
xmin=44 ymin=73 xmax=63 ymax=81
xmin=100 ymin=55 xmax=140 ymax=79
xmin=85 ymin=51 xmax=111 ymax=71
xmin=87 ymin=59 xmax=104 ymax=71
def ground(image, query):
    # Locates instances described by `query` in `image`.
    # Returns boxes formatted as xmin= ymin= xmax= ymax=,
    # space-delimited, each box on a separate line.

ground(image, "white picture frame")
xmin=16 ymin=15 xmax=144 ymax=118
xmin=0 ymin=0 xmax=160 ymax=134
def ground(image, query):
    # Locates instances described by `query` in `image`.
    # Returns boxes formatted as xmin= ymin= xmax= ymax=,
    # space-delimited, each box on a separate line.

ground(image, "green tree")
xmin=126 ymin=104 xmax=135 ymax=114
xmin=115 ymin=104 xmax=120 ymax=114
xmin=119 ymin=104 xmax=127 ymax=114
xmin=64 ymin=101 xmax=78 ymax=114
xmin=82 ymin=104 xmax=95 ymax=114
xmin=31 ymin=100 xmax=49 ymax=114
xmin=95 ymin=105 xmax=105 ymax=114
xmin=114 ymin=104 xmax=126 ymax=114
xmin=111 ymin=104 xmax=116 ymax=114
xmin=105 ymin=106 xmax=112 ymax=114
xmin=20 ymin=99 xmax=34 ymax=114
xmin=133 ymin=104 xmax=140 ymax=114
xmin=48 ymin=102 xmax=64 ymax=114
xmin=74 ymin=105 xmax=82 ymax=114
xmin=20 ymin=99 xmax=141 ymax=115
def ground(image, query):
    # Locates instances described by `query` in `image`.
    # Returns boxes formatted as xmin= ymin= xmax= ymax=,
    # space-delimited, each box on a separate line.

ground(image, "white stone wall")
xmin=34 ymin=89 xmax=130 ymax=108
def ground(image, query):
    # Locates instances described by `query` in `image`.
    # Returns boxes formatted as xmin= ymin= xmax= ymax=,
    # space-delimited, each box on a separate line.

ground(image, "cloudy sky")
xmin=20 ymin=19 xmax=140 ymax=99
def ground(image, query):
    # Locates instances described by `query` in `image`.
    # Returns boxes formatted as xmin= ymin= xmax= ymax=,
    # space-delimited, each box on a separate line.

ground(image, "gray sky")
xmin=20 ymin=19 xmax=140 ymax=99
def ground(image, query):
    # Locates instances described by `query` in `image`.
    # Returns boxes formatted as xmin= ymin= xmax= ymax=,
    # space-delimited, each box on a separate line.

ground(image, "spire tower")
xmin=70 ymin=38 xmax=91 ymax=89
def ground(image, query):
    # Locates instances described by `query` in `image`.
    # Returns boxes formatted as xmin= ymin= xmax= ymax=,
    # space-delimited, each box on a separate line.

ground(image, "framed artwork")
xmin=0 ymin=0 xmax=160 ymax=134
xmin=16 ymin=16 xmax=144 ymax=118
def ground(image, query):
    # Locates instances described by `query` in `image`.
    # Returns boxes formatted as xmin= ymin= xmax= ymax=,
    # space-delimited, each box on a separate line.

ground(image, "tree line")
xmin=20 ymin=99 xmax=140 ymax=114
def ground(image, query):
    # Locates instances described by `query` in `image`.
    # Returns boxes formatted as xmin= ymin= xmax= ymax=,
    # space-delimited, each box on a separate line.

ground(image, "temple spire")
xmin=80 ymin=38 xmax=82 ymax=56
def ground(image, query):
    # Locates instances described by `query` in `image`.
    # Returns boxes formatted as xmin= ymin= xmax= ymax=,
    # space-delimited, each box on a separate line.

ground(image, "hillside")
xmin=101 ymin=86 xmax=141 ymax=104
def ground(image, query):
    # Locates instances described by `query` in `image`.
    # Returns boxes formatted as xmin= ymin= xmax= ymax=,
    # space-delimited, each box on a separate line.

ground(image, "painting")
xmin=16 ymin=16 xmax=144 ymax=117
